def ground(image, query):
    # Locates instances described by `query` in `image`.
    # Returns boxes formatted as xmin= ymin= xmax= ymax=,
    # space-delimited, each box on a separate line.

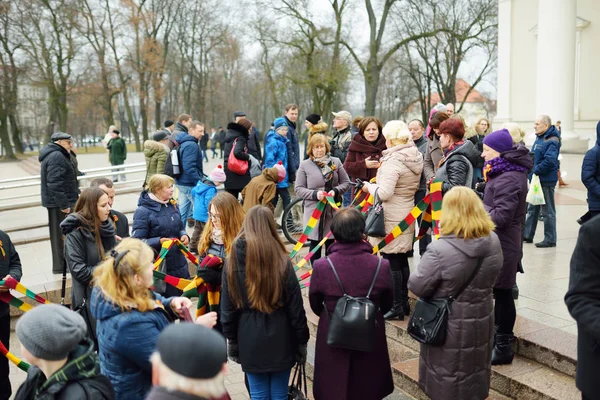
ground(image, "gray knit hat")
xmin=16 ymin=304 xmax=87 ymax=361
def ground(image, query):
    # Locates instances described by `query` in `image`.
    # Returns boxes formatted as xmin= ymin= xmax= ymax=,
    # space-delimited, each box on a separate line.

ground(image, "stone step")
xmin=302 ymin=295 xmax=579 ymax=400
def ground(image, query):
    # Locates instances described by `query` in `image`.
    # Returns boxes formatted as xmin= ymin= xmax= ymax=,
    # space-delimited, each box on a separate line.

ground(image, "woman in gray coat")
xmin=295 ymin=134 xmax=350 ymax=264
xmin=408 ymin=187 xmax=503 ymax=400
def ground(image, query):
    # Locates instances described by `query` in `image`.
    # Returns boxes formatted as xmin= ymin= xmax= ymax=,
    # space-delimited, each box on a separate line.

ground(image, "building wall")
xmin=507 ymin=0 xmax=597 ymax=133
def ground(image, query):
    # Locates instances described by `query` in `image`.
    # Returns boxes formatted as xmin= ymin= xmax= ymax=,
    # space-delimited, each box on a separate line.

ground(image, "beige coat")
xmin=367 ymin=143 xmax=423 ymax=254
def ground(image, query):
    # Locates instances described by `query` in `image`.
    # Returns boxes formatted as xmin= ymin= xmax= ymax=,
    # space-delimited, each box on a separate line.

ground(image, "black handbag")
xmin=407 ymin=257 xmax=483 ymax=346
xmin=324 ymin=257 xmax=382 ymax=352
xmin=60 ymin=259 xmax=97 ymax=343
xmin=287 ymin=362 xmax=308 ymax=400
xmin=364 ymin=190 xmax=386 ymax=237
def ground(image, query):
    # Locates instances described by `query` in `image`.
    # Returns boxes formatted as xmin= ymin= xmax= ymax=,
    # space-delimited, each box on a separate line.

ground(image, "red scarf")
xmin=438 ymin=140 xmax=465 ymax=168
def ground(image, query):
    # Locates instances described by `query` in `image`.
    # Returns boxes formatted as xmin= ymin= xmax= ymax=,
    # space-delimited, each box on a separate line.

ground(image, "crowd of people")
xmin=2 ymin=102 xmax=599 ymax=400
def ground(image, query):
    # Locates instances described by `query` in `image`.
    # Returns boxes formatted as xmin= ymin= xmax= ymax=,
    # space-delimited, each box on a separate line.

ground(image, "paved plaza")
xmin=0 ymin=149 xmax=589 ymax=399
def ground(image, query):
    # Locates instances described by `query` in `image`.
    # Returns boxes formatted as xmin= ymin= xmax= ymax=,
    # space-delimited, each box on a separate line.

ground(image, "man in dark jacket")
xmin=147 ymin=323 xmax=229 ymax=400
xmin=565 ymin=216 xmax=600 ymax=400
xmin=524 ymin=114 xmax=560 ymax=248
xmin=175 ymin=120 xmax=205 ymax=226
xmin=173 ymin=114 xmax=192 ymax=135
xmin=409 ymin=119 xmax=431 ymax=256
xmin=330 ymin=110 xmax=353 ymax=206
xmin=14 ymin=304 xmax=114 ymax=400
xmin=234 ymin=111 xmax=262 ymax=163
xmin=581 ymin=121 xmax=600 ymax=218
xmin=39 ymin=132 xmax=79 ymax=274
xmin=283 ymin=104 xmax=301 ymax=182
xmin=0 ymin=231 xmax=22 ymax=400
xmin=90 ymin=178 xmax=130 ymax=239
xmin=107 ymin=130 xmax=127 ymax=182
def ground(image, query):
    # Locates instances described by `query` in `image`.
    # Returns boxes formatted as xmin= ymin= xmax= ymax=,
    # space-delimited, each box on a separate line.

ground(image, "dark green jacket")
xmin=15 ymin=338 xmax=114 ymax=400
xmin=108 ymin=137 xmax=127 ymax=165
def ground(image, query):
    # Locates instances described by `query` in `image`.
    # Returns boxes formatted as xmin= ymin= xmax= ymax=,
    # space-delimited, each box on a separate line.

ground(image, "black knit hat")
xmin=164 ymin=120 xmax=174 ymax=128
xmin=305 ymin=114 xmax=321 ymax=125
xmin=156 ymin=323 xmax=227 ymax=379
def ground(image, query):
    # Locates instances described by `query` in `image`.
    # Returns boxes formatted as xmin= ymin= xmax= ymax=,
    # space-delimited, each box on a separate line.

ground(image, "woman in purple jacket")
xmin=309 ymin=208 xmax=394 ymax=400
xmin=480 ymin=128 xmax=533 ymax=365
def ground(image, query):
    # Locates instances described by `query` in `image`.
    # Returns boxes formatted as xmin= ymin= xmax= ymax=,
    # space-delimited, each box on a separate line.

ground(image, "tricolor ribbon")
xmin=0 ymin=292 xmax=34 ymax=312
xmin=0 ymin=340 xmax=29 ymax=372
xmin=0 ymin=240 xmax=5 ymax=259
xmin=0 ymin=277 xmax=51 ymax=305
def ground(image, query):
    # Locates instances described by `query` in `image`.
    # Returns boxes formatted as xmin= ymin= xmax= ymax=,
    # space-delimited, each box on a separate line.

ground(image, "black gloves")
xmin=227 ymin=341 xmax=240 ymax=364
xmin=197 ymin=267 xmax=222 ymax=286
xmin=296 ymin=343 xmax=307 ymax=364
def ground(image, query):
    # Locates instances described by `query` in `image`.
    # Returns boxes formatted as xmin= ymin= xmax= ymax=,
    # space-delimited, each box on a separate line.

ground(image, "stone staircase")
xmin=301 ymin=295 xmax=580 ymax=400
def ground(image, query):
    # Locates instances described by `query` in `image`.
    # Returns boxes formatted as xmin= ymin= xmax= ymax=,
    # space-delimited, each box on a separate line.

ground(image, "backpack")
xmin=324 ymin=257 xmax=382 ymax=352
xmin=164 ymin=142 xmax=182 ymax=178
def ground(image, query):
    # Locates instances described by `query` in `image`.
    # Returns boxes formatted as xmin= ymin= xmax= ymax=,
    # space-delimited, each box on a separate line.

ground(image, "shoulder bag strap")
xmin=61 ymin=257 xmax=67 ymax=304
xmin=325 ymin=256 xmax=347 ymax=295
xmin=366 ymin=258 xmax=383 ymax=298
xmin=450 ymin=257 xmax=484 ymax=302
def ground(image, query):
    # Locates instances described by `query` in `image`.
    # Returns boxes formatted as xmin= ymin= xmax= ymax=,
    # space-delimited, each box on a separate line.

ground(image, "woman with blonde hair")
xmin=295 ymin=134 xmax=350 ymax=264
xmin=361 ymin=120 xmax=423 ymax=320
xmin=195 ymin=191 xmax=245 ymax=331
xmin=90 ymin=238 xmax=195 ymax=400
xmin=469 ymin=117 xmax=492 ymax=181
xmin=503 ymin=122 xmax=526 ymax=145
xmin=221 ymin=206 xmax=309 ymax=400
xmin=132 ymin=174 xmax=190 ymax=297
xmin=408 ymin=187 xmax=502 ymax=400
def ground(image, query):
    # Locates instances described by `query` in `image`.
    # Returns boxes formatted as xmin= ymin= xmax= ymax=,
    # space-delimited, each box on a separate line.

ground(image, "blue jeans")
xmin=342 ymin=189 xmax=351 ymax=207
xmin=246 ymin=370 xmax=291 ymax=400
xmin=524 ymin=185 xmax=556 ymax=243
xmin=177 ymin=184 xmax=195 ymax=226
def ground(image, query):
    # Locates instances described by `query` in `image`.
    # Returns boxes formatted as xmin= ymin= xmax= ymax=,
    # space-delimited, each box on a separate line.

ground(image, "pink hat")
xmin=274 ymin=161 xmax=286 ymax=183
xmin=210 ymin=165 xmax=226 ymax=183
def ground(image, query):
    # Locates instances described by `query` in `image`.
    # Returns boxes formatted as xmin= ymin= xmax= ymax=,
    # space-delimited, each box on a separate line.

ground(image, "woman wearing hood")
xmin=361 ymin=121 xmax=423 ymax=320
xmin=223 ymin=118 xmax=253 ymax=199
xmin=143 ymin=131 xmax=170 ymax=189
xmin=479 ymin=129 xmax=533 ymax=365
xmin=131 ymin=174 xmax=190 ymax=297
xmin=343 ymin=117 xmax=387 ymax=198
xmin=61 ymin=187 xmax=117 ymax=342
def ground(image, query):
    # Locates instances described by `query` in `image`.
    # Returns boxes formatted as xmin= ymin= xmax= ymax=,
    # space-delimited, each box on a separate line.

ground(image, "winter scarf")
xmin=438 ymin=140 xmax=465 ymax=167
xmin=483 ymin=156 xmax=530 ymax=182
xmin=312 ymin=155 xmax=335 ymax=182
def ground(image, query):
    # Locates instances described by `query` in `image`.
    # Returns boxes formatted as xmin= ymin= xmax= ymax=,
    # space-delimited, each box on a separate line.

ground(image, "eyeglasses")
xmin=209 ymin=212 xmax=220 ymax=220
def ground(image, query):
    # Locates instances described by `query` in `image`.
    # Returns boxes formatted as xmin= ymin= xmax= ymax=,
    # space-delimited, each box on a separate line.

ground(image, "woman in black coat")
xmin=61 ymin=187 xmax=117 ymax=340
xmin=479 ymin=129 xmax=533 ymax=365
xmin=221 ymin=206 xmax=309 ymax=400
xmin=223 ymin=119 xmax=252 ymax=199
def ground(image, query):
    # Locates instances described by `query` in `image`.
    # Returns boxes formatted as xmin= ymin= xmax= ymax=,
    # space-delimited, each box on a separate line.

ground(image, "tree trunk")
xmin=0 ymin=114 xmax=16 ymax=159
xmin=364 ymin=66 xmax=381 ymax=115
xmin=8 ymin=114 xmax=23 ymax=154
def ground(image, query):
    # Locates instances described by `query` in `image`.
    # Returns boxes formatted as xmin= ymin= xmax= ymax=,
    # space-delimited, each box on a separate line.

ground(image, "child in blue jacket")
xmin=190 ymin=165 xmax=226 ymax=253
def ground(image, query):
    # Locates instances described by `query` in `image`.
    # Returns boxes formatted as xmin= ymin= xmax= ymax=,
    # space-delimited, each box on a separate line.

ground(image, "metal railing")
xmin=0 ymin=162 xmax=147 ymax=211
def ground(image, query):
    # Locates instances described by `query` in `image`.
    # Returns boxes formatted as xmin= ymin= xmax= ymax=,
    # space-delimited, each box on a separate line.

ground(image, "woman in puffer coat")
xmin=132 ymin=174 xmax=190 ymax=297
xmin=408 ymin=187 xmax=502 ymax=400
xmin=295 ymin=134 xmax=350 ymax=264
xmin=223 ymin=118 xmax=252 ymax=199
xmin=479 ymin=129 xmax=533 ymax=365
xmin=61 ymin=187 xmax=117 ymax=342
xmin=90 ymin=238 xmax=193 ymax=400
xmin=361 ymin=121 xmax=423 ymax=320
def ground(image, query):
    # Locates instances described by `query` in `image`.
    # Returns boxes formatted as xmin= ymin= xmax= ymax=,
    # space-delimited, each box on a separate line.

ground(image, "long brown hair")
xmin=227 ymin=206 xmax=288 ymax=314
xmin=198 ymin=192 xmax=245 ymax=255
xmin=73 ymin=187 xmax=109 ymax=259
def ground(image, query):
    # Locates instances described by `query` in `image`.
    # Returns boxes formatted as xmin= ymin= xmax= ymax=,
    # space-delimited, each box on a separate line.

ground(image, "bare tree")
xmin=340 ymin=0 xmax=443 ymax=115
xmin=401 ymin=0 xmax=497 ymax=114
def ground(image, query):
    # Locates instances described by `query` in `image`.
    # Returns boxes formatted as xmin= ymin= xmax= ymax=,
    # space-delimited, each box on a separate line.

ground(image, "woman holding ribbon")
xmin=295 ymin=134 xmax=350 ymax=265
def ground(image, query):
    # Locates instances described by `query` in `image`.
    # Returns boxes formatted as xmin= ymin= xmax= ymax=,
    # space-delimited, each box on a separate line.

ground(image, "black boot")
xmin=384 ymin=270 xmax=404 ymax=320
xmin=401 ymin=266 xmax=411 ymax=316
xmin=491 ymin=332 xmax=515 ymax=365
xmin=512 ymin=284 xmax=519 ymax=300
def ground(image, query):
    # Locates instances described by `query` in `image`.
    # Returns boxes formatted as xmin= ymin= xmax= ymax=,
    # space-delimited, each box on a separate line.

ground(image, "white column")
xmin=535 ymin=0 xmax=577 ymax=139
xmin=494 ymin=0 xmax=512 ymax=124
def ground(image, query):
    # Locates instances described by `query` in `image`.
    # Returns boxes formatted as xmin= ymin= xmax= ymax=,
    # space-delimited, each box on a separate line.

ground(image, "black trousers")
xmin=414 ymin=189 xmax=432 ymax=255
xmin=225 ymin=189 xmax=241 ymax=201
xmin=0 ymin=314 xmax=11 ymax=400
xmin=48 ymin=207 xmax=68 ymax=274
xmin=494 ymin=288 xmax=516 ymax=334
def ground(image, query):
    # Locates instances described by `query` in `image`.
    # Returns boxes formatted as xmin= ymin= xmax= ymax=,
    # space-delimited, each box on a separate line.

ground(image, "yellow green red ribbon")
xmin=0 ymin=340 xmax=29 ymax=372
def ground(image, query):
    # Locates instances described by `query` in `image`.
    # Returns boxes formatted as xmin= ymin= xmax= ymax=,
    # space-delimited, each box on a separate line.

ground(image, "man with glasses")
xmin=39 ymin=132 xmax=80 ymax=274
